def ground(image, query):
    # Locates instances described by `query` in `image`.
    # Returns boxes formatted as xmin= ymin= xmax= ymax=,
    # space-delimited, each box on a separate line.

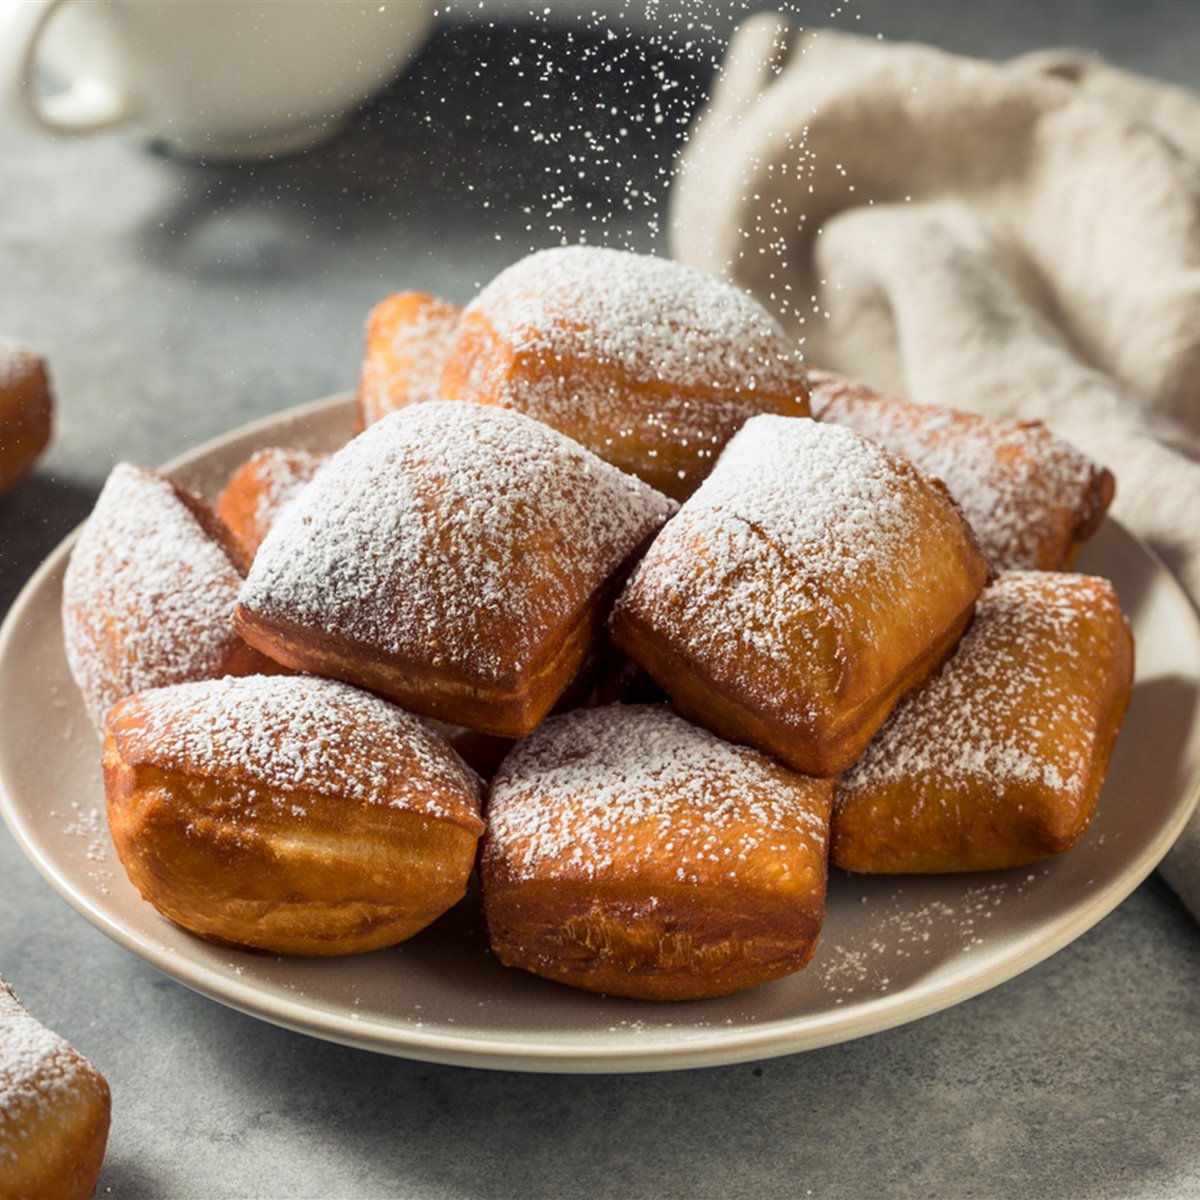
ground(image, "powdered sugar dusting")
xmin=812 ymin=878 xmax=1035 ymax=1000
xmin=218 ymin=447 xmax=328 ymax=556
xmin=359 ymin=294 xmax=461 ymax=426
xmin=450 ymin=246 xmax=807 ymax=494
xmin=465 ymin=245 xmax=803 ymax=395
xmin=62 ymin=463 xmax=250 ymax=731
xmin=247 ymin=449 xmax=326 ymax=535
xmin=692 ymin=416 xmax=935 ymax=579
xmin=62 ymin=802 xmax=108 ymax=864
xmin=485 ymin=705 xmax=830 ymax=885
xmin=109 ymin=675 xmax=482 ymax=824
xmin=0 ymin=981 xmax=104 ymax=1159
xmin=839 ymin=572 xmax=1124 ymax=800
xmin=242 ymin=402 xmax=676 ymax=681
xmin=616 ymin=415 xmax=982 ymax=714
xmin=808 ymin=371 xmax=1109 ymax=570
xmin=618 ymin=506 xmax=830 ymax=714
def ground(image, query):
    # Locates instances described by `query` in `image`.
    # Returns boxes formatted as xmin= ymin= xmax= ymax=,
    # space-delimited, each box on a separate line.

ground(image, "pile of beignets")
xmin=63 ymin=245 xmax=1134 ymax=1003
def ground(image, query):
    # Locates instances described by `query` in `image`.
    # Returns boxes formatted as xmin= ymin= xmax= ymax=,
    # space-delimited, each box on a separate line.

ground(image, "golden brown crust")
xmin=0 ymin=980 xmax=111 ymax=1200
xmin=1073 ymin=464 xmax=1117 ymax=545
xmin=357 ymin=291 xmax=462 ymax=430
xmin=103 ymin=675 xmax=484 ymax=956
xmin=807 ymin=369 xmax=1114 ymax=571
xmin=0 ymin=340 xmax=53 ymax=498
xmin=236 ymin=579 xmax=617 ymax=738
xmin=214 ymin=447 xmax=328 ymax=564
xmin=617 ymin=585 xmax=976 ymax=777
xmin=611 ymin=417 xmax=990 ymax=776
xmin=439 ymin=247 xmax=810 ymax=501
xmin=831 ymin=572 xmax=1134 ymax=873
xmin=481 ymin=705 xmax=835 ymax=1000
xmin=485 ymin=881 xmax=827 ymax=1001
xmin=235 ymin=402 xmax=676 ymax=739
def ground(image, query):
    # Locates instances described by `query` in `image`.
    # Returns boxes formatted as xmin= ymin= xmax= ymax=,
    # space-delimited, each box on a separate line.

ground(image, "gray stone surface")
xmin=2 ymin=4 xmax=1199 ymax=1197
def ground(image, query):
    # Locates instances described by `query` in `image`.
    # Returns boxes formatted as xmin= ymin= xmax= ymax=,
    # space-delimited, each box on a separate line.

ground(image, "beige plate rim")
xmin=2 ymin=393 xmax=1199 ymax=1074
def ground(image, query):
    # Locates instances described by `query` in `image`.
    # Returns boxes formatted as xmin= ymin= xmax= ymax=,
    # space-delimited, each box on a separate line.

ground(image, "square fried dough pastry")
xmin=214 ymin=446 xmax=329 ymax=563
xmin=807 ymin=370 xmax=1113 ymax=571
xmin=1 ymin=979 xmax=110 ymax=1200
xmin=62 ymin=462 xmax=280 ymax=732
xmin=236 ymin=401 xmax=676 ymax=738
xmin=357 ymin=291 xmax=462 ymax=429
xmin=832 ymin=572 xmax=1134 ymax=874
xmin=439 ymin=245 xmax=810 ymax=500
xmin=482 ymin=705 xmax=835 ymax=1001
xmin=611 ymin=415 xmax=990 ymax=776
xmin=103 ymin=674 xmax=484 ymax=955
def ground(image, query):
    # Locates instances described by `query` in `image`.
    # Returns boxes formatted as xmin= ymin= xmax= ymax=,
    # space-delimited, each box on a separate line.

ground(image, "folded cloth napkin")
xmin=669 ymin=17 xmax=1200 ymax=918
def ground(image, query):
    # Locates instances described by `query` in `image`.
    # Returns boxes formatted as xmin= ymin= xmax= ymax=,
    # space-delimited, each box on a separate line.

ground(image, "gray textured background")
xmin=2 ymin=3 xmax=1199 ymax=1197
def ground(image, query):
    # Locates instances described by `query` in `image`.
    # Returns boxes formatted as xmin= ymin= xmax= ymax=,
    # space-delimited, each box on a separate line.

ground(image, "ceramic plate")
xmin=3 ymin=394 xmax=1199 ymax=1073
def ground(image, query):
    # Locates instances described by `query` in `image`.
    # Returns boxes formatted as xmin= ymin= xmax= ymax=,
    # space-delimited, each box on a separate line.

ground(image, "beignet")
xmin=807 ymin=369 xmax=1113 ymax=570
xmin=440 ymin=246 xmax=810 ymax=500
xmin=236 ymin=401 xmax=676 ymax=737
xmin=831 ymin=572 xmax=1134 ymax=873
xmin=482 ymin=705 xmax=835 ymax=1000
xmin=103 ymin=674 xmax=484 ymax=955
xmin=0 ymin=338 xmax=53 ymax=497
xmin=62 ymin=462 xmax=279 ymax=732
xmin=611 ymin=415 xmax=990 ymax=775
xmin=214 ymin=446 xmax=328 ymax=562
xmin=0 ymin=979 xmax=110 ymax=1200
xmin=357 ymin=291 xmax=462 ymax=429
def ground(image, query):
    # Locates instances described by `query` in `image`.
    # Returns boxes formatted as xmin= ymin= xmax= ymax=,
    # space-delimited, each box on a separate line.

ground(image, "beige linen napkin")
xmin=670 ymin=16 xmax=1200 ymax=916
